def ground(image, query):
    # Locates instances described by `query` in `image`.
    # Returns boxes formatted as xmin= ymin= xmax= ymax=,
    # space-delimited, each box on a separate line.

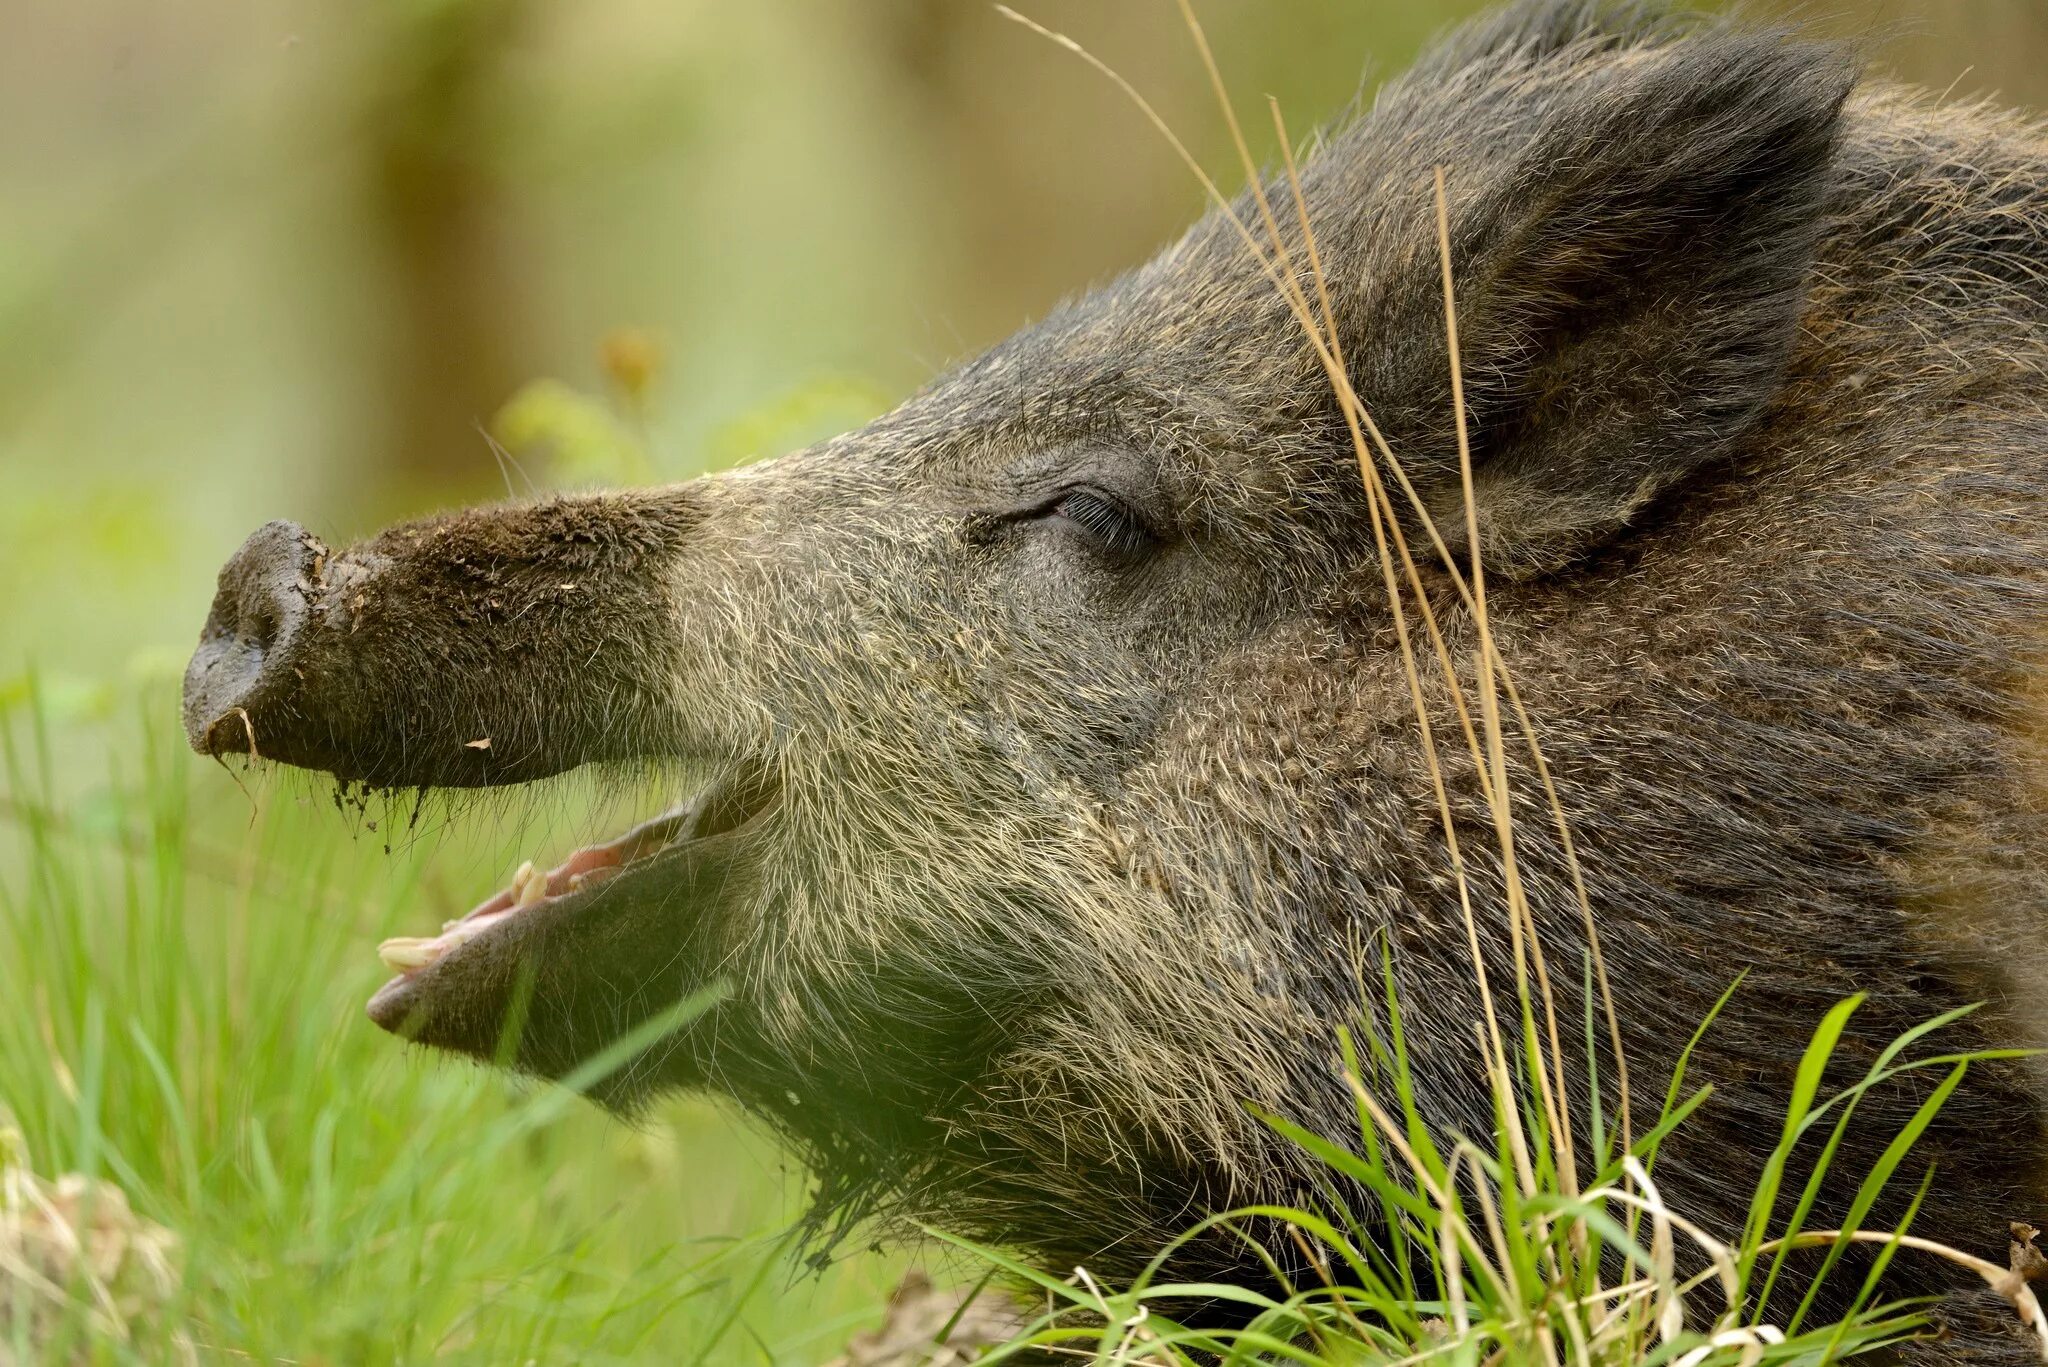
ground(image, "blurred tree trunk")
xmin=354 ymin=0 xmax=538 ymax=505
xmin=865 ymin=0 xmax=1199 ymax=357
xmin=1766 ymin=1 xmax=2048 ymax=110
xmin=1915 ymin=1 xmax=2048 ymax=109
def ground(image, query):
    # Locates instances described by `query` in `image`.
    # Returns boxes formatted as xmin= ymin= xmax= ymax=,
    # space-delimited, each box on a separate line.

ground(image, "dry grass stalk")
xmin=0 ymin=1120 xmax=191 ymax=1365
xmin=821 ymin=1270 xmax=1025 ymax=1367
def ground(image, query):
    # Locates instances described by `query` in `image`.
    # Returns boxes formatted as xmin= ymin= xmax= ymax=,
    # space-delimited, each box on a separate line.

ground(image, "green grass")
xmin=0 ymin=683 xmax=912 ymax=1365
xmin=945 ymin=985 xmax=2029 ymax=1366
xmin=4 ymin=680 xmax=2033 ymax=1367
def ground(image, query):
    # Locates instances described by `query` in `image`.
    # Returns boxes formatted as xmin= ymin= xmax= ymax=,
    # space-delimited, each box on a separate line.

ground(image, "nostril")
xmin=238 ymin=604 xmax=280 ymax=654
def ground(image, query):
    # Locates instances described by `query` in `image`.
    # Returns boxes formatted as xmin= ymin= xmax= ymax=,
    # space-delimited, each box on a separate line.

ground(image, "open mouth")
xmin=363 ymin=767 xmax=778 ymax=1066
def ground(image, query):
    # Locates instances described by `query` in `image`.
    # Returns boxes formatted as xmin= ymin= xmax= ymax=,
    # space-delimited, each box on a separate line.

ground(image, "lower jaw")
xmin=363 ymin=768 xmax=777 ymax=1045
xmin=374 ymin=802 xmax=704 ymax=978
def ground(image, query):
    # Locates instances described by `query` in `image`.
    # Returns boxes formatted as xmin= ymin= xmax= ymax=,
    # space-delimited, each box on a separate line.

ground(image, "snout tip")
xmin=364 ymin=973 xmax=422 ymax=1037
xmin=182 ymin=519 xmax=320 ymax=758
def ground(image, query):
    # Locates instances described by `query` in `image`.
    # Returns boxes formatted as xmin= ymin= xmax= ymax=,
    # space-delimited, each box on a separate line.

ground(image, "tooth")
xmin=510 ymin=860 xmax=537 ymax=898
xmin=516 ymin=866 xmax=549 ymax=908
xmin=378 ymin=937 xmax=437 ymax=973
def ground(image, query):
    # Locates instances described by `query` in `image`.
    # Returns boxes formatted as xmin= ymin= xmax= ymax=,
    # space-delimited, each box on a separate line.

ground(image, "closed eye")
xmin=1047 ymin=487 xmax=1154 ymax=561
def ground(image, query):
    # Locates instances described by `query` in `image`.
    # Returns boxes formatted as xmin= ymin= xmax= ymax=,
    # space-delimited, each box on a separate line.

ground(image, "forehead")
xmin=869 ymin=369 xmax=1321 ymax=530
xmin=848 ymin=39 xmax=1649 ymax=514
xmin=865 ymin=261 xmax=1330 ymax=512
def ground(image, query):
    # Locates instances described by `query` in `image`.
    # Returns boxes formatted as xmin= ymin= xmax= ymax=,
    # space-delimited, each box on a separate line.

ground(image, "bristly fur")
xmin=1416 ymin=0 xmax=1715 ymax=71
xmin=184 ymin=2 xmax=2048 ymax=1360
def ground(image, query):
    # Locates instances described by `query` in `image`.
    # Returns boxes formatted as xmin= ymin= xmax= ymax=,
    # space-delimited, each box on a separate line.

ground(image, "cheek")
xmin=955 ymin=604 xmax=1168 ymax=777
xmin=951 ymin=544 xmax=1281 ymax=769
xmin=988 ymin=527 xmax=1110 ymax=621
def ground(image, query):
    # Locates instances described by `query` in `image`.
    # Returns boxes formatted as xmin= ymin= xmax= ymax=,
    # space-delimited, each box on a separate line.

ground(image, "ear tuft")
xmin=1419 ymin=0 xmax=1714 ymax=74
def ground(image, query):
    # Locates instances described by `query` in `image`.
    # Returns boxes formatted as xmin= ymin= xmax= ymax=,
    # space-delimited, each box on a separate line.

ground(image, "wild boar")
xmin=183 ymin=2 xmax=2048 ymax=1358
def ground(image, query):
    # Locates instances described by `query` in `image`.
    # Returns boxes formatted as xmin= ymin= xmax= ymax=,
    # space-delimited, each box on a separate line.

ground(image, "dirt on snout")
xmin=821 ymin=1271 xmax=1026 ymax=1366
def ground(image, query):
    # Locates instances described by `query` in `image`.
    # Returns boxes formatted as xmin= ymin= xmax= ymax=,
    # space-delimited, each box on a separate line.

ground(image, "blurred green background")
xmin=2 ymin=1 xmax=2045 ymax=1361
xmin=6 ymin=0 xmax=2046 ymax=699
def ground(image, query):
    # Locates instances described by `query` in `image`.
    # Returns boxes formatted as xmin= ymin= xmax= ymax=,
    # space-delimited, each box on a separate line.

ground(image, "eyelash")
xmin=1049 ymin=487 xmax=1153 ymax=559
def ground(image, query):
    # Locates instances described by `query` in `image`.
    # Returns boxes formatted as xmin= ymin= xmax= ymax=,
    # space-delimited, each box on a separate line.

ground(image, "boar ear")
xmin=1408 ymin=34 xmax=1855 ymax=578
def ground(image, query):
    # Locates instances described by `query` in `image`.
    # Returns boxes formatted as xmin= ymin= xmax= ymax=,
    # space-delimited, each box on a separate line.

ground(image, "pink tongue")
xmin=553 ymin=844 xmax=624 ymax=890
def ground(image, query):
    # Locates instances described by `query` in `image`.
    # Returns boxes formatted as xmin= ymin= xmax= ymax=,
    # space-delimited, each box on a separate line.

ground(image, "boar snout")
xmin=184 ymin=519 xmax=323 ymax=762
xmin=182 ymin=493 xmax=701 ymax=789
